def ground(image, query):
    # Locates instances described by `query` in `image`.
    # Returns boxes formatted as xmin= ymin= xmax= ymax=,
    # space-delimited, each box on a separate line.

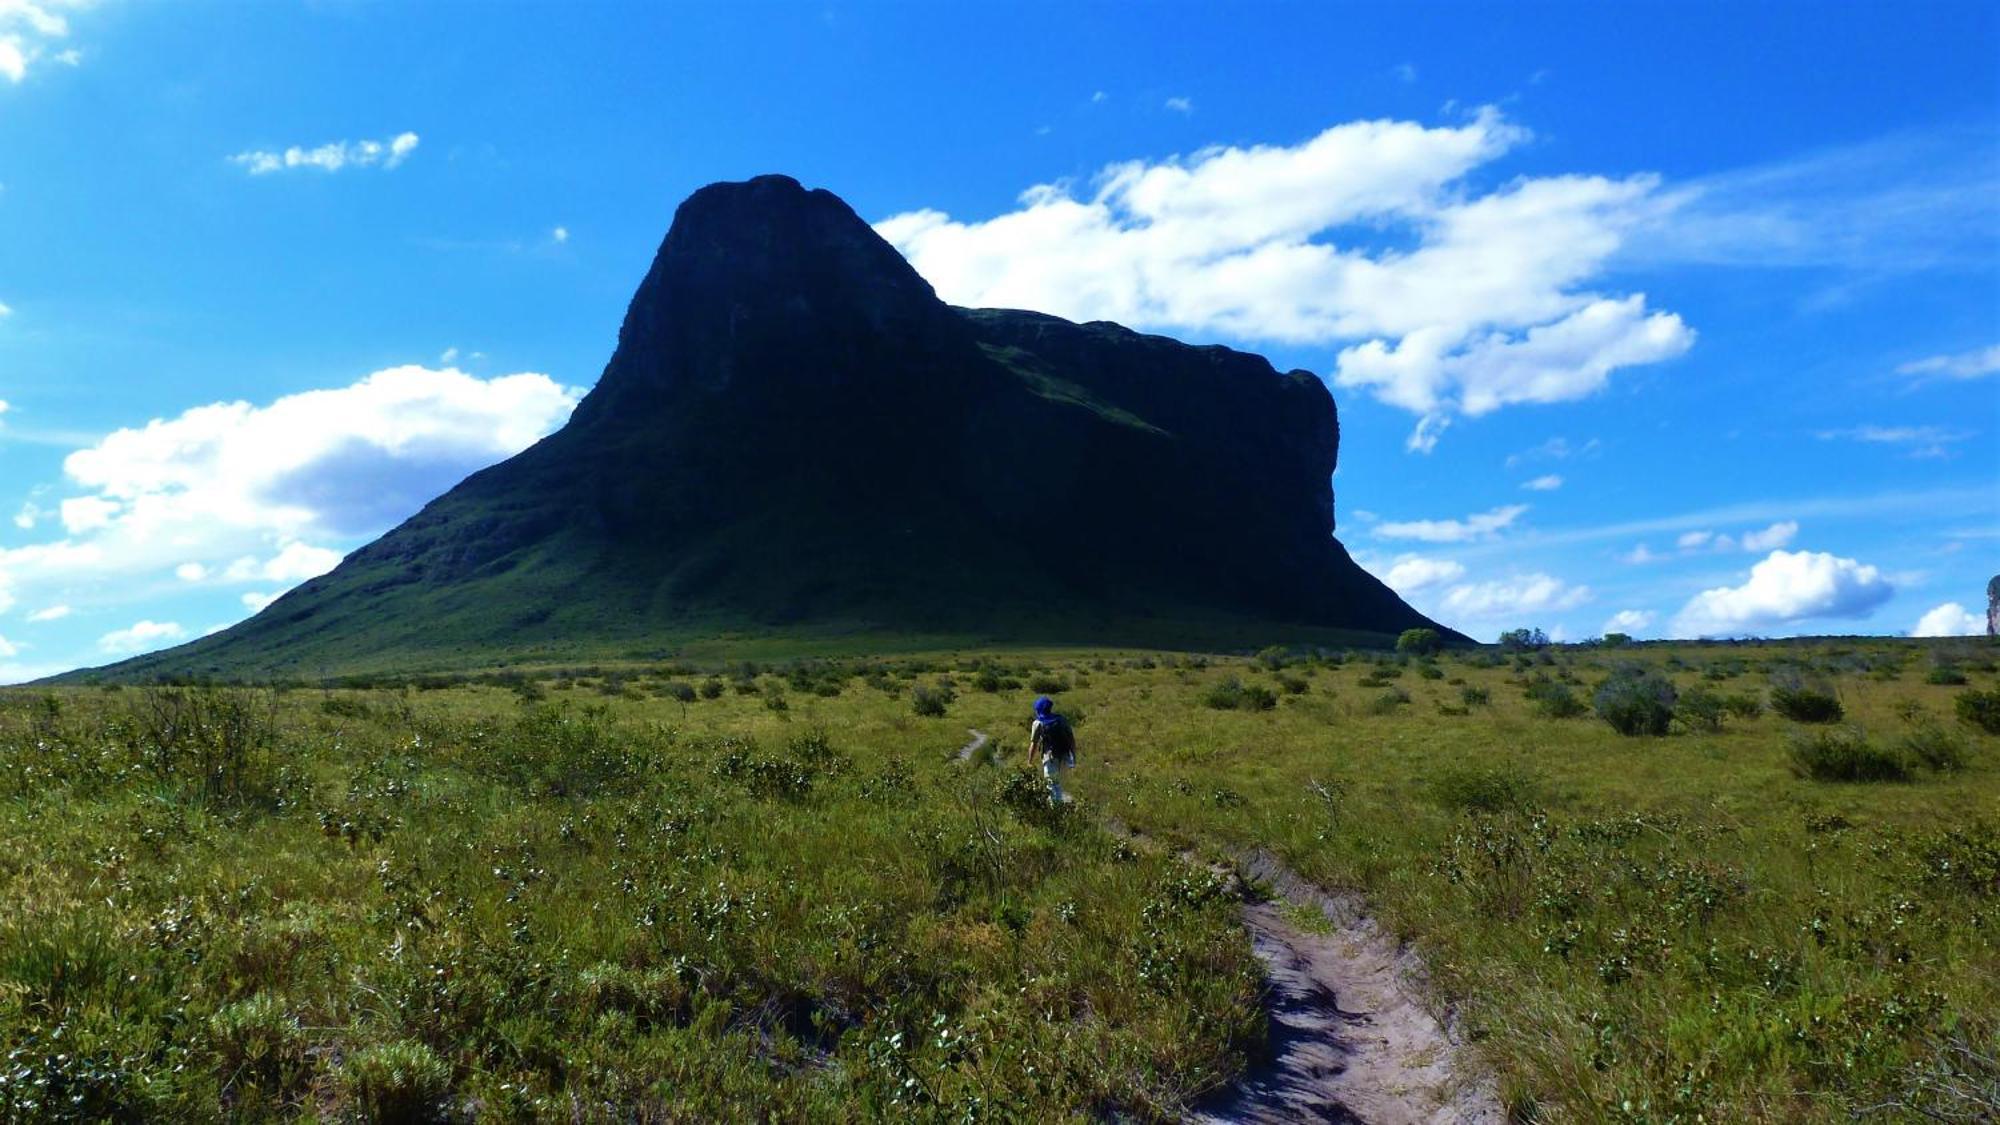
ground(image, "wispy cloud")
xmin=1373 ymin=504 xmax=1527 ymax=543
xmin=1522 ymin=474 xmax=1563 ymax=491
xmin=1816 ymin=424 xmax=1974 ymax=458
xmin=1897 ymin=344 xmax=2000 ymax=383
xmin=1163 ymin=96 xmax=1193 ymax=114
xmin=230 ymin=132 xmax=421 ymax=175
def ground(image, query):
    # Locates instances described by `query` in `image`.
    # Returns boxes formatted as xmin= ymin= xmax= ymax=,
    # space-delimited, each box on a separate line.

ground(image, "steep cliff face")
xmin=83 ymin=175 xmax=1454 ymax=679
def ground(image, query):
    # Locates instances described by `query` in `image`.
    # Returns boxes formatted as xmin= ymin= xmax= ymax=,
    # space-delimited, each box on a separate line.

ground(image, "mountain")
xmin=73 ymin=175 xmax=1457 ymax=681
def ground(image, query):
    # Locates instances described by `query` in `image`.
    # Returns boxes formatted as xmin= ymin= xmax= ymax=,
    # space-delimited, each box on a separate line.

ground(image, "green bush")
xmin=1674 ymin=686 xmax=1727 ymax=732
xmin=1428 ymin=765 xmax=1540 ymax=813
xmin=1787 ymin=726 xmax=1911 ymax=782
xmin=910 ymin=684 xmax=952 ymax=717
xmin=1525 ymin=677 xmax=1586 ymax=719
xmin=1239 ymin=684 xmax=1278 ymax=711
xmin=1460 ymin=685 xmax=1491 ymax=707
xmin=1595 ymin=669 xmax=1677 ymax=736
xmin=340 ymin=1039 xmax=452 ymax=1123
xmin=1957 ymin=687 xmax=2000 ymax=735
xmin=1203 ymin=678 xmax=1245 ymax=710
xmin=1901 ymin=721 xmax=1967 ymax=773
xmin=1396 ymin=628 xmax=1442 ymax=656
xmin=1366 ymin=686 xmax=1411 ymax=715
xmin=1771 ymin=676 xmax=1844 ymax=723
xmin=1925 ymin=665 xmax=1968 ymax=686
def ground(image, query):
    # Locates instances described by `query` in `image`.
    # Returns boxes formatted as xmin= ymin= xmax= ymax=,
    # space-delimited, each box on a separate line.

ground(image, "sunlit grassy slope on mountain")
xmin=68 ymin=176 xmax=1449 ymax=682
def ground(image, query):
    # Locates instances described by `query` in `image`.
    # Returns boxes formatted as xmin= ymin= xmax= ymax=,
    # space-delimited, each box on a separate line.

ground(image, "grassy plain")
xmin=2 ymin=637 xmax=1995 ymax=1121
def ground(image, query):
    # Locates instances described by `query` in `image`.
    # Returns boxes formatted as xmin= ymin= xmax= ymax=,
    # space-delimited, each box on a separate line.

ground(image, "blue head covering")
xmin=1033 ymin=695 xmax=1055 ymax=720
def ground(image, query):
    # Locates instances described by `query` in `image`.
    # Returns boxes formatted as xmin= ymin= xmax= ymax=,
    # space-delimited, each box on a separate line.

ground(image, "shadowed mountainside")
xmin=70 ymin=175 xmax=1456 ymax=680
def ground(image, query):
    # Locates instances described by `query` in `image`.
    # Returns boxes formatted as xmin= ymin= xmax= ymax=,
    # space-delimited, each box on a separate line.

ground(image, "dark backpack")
xmin=1040 ymin=715 xmax=1076 ymax=766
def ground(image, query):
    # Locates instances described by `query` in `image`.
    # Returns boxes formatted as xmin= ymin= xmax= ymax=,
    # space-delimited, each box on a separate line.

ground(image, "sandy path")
xmin=955 ymin=728 xmax=989 ymax=762
xmin=1188 ymin=848 xmax=1504 ymax=1124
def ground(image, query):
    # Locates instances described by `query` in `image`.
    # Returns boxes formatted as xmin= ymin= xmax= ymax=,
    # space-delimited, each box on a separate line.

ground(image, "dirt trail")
xmin=952 ymin=744 xmax=1497 ymax=1121
xmin=1189 ymin=848 xmax=1503 ymax=1125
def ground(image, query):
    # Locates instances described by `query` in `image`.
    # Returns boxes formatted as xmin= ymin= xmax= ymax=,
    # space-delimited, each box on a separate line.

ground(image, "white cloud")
xmin=1522 ymin=474 xmax=1563 ymax=491
xmin=0 ymin=633 xmax=14 ymax=657
xmin=1910 ymin=602 xmax=1984 ymax=637
xmin=1164 ymin=96 xmax=1193 ymax=114
xmin=1677 ymin=530 xmax=1714 ymax=550
xmin=27 ymin=604 xmax=68 ymax=621
xmin=1376 ymin=554 xmax=1467 ymax=594
xmin=1393 ymin=63 xmax=1417 ymax=84
xmin=551 ymin=226 xmax=569 ymax=243
xmin=1436 ymin=573 xmax=1591 ymax=621
xmin=1739 ymin=520 xmax=1798 ymax=552
xmin=1602 ymin=609 xmax=1655 ymax=635
xmin=1898 ymin=344 xmax=2000 ymax=382
xmin=230 ymin=131 xmax=421 ymax=175
xmin=0 ymin=364 xmax=578 ymax=640
xmin=99 ymin=620 xmax=186 ymax=655
xmin=174 ymin=562 xmax=208 ymax=582
xmin=1619 ymin=544 xmax=1659 ymax=564
xmin=241 ymin=591 xmax=279 ymax=613
xmin=1816 ymin=425 xmax=1972 ymax=458
xmin=0 ymin=0 xmax=83 ymax=83
xmin=12 ymin=501 xmax=40 ymax=529
xmin=1091 ymin=90 xmax=1107 ymax=103
xmin=1374 ymin=504 xmax=1526 ymax=543
xmin=877 ymin=110 xmax=1693 ymax=449
xmin=59 ymin=495 xmax=117 ymax=533
xmin=1673 ymin=549 xmax=1894 ymax=636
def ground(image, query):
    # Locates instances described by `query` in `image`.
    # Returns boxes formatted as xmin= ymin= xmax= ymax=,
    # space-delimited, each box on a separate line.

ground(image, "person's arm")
xmin=1028 ymin=721 xmax=1044 ymax=765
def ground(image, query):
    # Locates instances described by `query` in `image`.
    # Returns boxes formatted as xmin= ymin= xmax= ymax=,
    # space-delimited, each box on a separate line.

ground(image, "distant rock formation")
xmin=1988 ymin=575 xmax=1999 ymax=637
xmin=74 ymin=175 xmax=1459 ymax=680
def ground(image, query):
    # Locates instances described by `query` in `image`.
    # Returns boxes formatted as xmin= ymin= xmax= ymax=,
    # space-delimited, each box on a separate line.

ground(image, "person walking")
xmin=1027 ymin=695 xmax=1076 ymax=804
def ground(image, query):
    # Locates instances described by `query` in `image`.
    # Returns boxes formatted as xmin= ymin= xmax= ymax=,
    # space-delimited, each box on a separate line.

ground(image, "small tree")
xmin=1602 ymin=632 xmax=1633 ymax=648
xmin=1396 ymin=628 xmax=1442 ymax=656
xmin=1498 ymin=627 xmax=1549 ymax=652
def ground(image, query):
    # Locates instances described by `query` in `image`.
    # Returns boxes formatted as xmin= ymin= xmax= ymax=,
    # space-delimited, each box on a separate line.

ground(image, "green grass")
xmin=4 ymin=636 xmax=1997 ymax=1121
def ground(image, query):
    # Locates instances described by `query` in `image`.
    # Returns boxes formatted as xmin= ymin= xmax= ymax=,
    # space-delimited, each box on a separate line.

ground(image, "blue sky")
xmin=1 ymin=0 xmax=1995 ymax=679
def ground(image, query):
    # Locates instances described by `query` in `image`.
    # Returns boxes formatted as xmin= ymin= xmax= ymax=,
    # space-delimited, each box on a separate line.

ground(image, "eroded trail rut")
xmin=954 ymin=731 xmax=1500 ymax=1123
xmin=1189 ymin=850 xmax=1503 ymax=1125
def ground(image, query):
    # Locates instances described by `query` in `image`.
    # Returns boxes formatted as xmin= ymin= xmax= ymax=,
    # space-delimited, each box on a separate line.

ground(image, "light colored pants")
xmin=1042 ymin=755 xmax=1070 ymax=803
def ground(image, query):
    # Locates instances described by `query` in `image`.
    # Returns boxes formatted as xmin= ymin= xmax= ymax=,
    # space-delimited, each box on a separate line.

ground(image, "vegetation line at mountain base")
xmin=2 ymin=636 xmax=1995 ymax=1121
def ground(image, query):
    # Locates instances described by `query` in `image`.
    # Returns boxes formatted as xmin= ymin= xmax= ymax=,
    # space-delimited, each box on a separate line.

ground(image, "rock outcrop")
xmin=78 ymin=176 xmax=1456 ymax=679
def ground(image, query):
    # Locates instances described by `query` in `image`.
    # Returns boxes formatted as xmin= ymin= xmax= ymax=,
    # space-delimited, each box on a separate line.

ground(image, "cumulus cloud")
xmin=99 ymin=620 xmax=186 ymax=655
xmin=0 ymin=364 xmax=579 ymax=639
xmin=0 ymin=0 xmax=83 ymax=83
xmin=877 ymin=110 xmax=1693 ymax=449
xmin=1436 ymin=573 xmax=1591 ymax=623
xmin=1522 ymin=474 xmax=1563 ymax=491
xmin=1373 ymin=504 xmax=1526 ymax=543
xmin=1910 ymin=602 xmax=1984 ymax=637
xmin=1897 ymin=344 xmax=2000 ymax=383
xmin=1374 ymin=554 xmax=1467 ymax=594
xmin=230 ymin=132 xmax=421 ymax=175
xmin=1603 ymin=609 xmax=1655 ymax=635
xmin=1674 ymin=549 xmax=1894 ymax=636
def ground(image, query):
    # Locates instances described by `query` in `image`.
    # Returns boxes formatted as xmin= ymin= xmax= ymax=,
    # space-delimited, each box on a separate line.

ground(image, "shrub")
xmin=910 ymin=684 xmax=952 ymax=717
xmin=1926 ymin=665 xmax=1968 ymax=686
xmin=662 ymin=681 xmax=697 ymax=703
xmin=1428 ymin=765 xmax=1539 ymax=813
xmin=1956 ymin=687 xmax=2000 ymax=735
xmin=1525 ymin=677 xmax=1586 ymax=719
xmin=1276 ymin=674 xmax=1310 ymax=695
xmin=1671 ymin=686 xmax=1727 ymax=732
xmin=1719 ymin=692 xmax=1764 ymax=719
xmin=1255 ymin=645 xmax=1292 ymax=670
xmin=209 ymin=994 xmax=308 ymax=1104
xmin=1366 ymin=686 xmax=1411 ymax=715
xmin=1498 ymin=627 xmax=1549 ymax=652
xmin=1416 ymin=662 xmax=1444 ymax=681
xmin=1770 ymin=676 xmax=1844 ymax=723
xmin=1460 ymin=685 xmax=1491 ymax=707
xmin=699 ymin=678 xmax=725 ymax=699
xmin=1901 ymin=721 xmax=1967 ymax=773
xmin=1595 ymin=669 xmax=1678 ymax=736
xmin=1027 ymin=674 xmax=1070 ymax=695
xmin=1601 ymin=632 xmax=1633 ymax=648
xmin=1396 ymin=628 xmax=1442 ymax=656
xmin=1239 ymin=684 xmax=1278 ymax=711
xmin=340 ymin=1039 xmax=452 ymax=1123
xmin=1787 ymin=726 xmax=1911 ymax=782
xmin=1203 ymin=678 xmax=1246 ymax=710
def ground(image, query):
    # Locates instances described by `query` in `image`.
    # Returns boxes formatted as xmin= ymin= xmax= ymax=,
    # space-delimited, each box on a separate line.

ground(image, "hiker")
xmin=1027 ymin=695 xmax=1076 ymax=803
